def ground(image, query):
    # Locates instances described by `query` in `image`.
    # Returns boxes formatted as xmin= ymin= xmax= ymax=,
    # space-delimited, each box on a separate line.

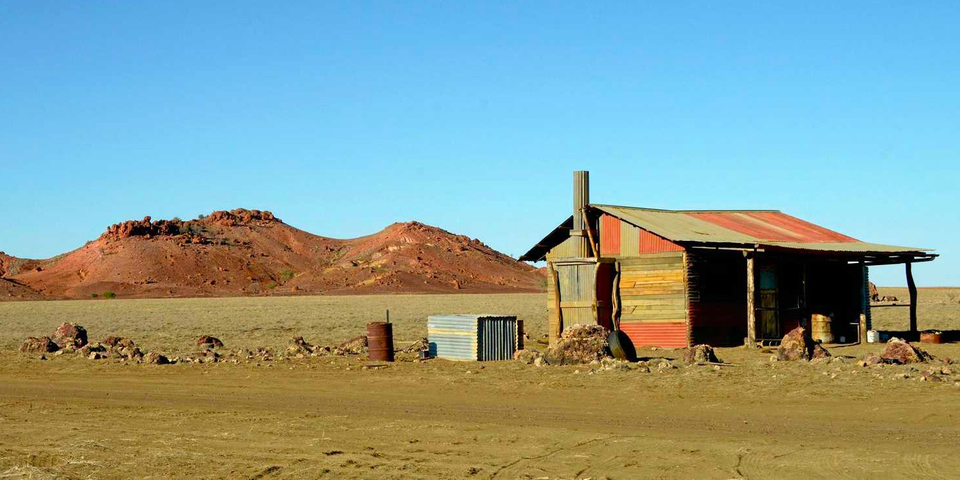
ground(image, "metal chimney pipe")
xmin=573 ymin=171 xmax=590 ymax=257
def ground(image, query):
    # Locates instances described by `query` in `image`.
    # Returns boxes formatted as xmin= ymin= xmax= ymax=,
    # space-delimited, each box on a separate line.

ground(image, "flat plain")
xmin=1 ymin=289 xmax=959 ymax=479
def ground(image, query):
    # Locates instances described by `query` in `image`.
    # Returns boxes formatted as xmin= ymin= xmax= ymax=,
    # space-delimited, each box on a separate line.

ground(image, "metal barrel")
xmin=366 ymin=322 xmax=394 ymax=362
xmin=810 ymin=314 xmax=834 ymax=343
xmin=920 ymin=331 xmax=943 ymax=344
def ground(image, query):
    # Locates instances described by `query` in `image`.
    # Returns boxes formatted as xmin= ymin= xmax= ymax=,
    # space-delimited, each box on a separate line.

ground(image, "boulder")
xmin=19 ymin=336 xmax=59 ymax=354
xmin=546 ymin=325 xmax=610 ymax=365
xmin=196 ymin=336 xmax=224 ymax=348
xmin=776 ymin=327 xmax=831 ymax=361
xmin=881 ymin=338 xmax=932 ymax=364
xmin=777 ymin=327 xmax=809 ymax=361
xmin=682 ymin=344 xmax=720 ymax=364
xmin=52 ymin=323 xmax=88 ymax=348
xmin=812 ymin=343 xmax=831 ymax=360
xmin=146 ymin=352 xmax=170 ymax=365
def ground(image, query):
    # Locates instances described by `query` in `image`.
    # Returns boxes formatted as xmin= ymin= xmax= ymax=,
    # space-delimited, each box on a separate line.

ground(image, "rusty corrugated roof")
xmin=591 ymin=204 xmax=932 ymax=254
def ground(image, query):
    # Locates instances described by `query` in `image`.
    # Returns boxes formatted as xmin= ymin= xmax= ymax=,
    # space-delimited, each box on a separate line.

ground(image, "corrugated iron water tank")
xmin=427 ymin=315 xmax=519 ymax=361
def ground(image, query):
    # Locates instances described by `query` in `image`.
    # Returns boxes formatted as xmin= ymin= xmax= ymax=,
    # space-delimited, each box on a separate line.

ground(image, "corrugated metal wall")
xmin=599 ymin=214 xmax=621 ymax=255
xmin=546 ymin=236 xmax=580 ymax=260
xmin=603 ymin=217 xmax=683 ymax=257
xmin=428 ymin=315 xmax=518 ymax=361
xmin=618 ymin=252 xmax=688 ymax=348
xmin=638 ymin=228 xmax=684 ymax=254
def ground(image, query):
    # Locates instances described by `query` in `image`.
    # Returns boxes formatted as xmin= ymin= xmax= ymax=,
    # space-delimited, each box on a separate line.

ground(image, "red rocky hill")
xmin=1 ymin=209 xmax=544 ymax=300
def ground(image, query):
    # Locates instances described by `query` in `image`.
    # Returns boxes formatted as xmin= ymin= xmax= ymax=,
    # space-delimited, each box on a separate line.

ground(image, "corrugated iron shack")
xmin=521 ymin=171 xmax=937 ymax=348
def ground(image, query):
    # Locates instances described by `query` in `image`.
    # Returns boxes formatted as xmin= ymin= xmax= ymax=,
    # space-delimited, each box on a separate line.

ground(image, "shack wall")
xmin=618 ymin=251 xmax=688 ymax=348
xmin=599 ymin=214 xmax=683 ymax=258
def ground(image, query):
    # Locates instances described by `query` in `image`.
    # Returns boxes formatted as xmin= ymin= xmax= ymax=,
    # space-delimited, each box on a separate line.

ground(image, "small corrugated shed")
xmin=428 ymin=315 xmax=519 ymax=361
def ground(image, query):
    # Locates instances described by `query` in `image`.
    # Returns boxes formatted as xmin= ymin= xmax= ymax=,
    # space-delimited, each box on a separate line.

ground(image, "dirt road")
xmin=2 ymin=348 xmax=959 ymax=479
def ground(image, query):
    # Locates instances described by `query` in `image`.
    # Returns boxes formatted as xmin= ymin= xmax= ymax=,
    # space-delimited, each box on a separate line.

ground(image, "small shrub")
xmin=90 ymin=293 xmax=98 ymax=298
xmin=198 ymin=214 xmax=206 ymax=220
xmin=280 ymin=269 xmax=295 ymax=283
xmin=102 ymin=291 xmax=116 ymax=299
xmin=266 ymin=282 xmax=277 ymax=290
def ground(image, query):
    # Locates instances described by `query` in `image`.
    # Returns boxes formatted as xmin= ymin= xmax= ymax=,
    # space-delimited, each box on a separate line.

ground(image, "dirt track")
xmin=2 ymin=347 xmax=959 ymax=479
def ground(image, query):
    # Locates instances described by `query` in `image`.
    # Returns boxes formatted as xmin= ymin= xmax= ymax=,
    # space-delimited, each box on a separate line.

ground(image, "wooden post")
xmin=572 ymin=171 xmax=590 ymax=257
xmin=906 ymin=262 xmax=918 ymax=335
xmin=745 ymin=254 xmax=756 ymax=347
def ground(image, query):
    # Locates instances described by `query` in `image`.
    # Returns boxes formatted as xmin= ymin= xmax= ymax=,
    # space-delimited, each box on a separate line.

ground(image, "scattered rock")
xmin=514 ymin=349 xmax=544 ymax=365
xmin=881 ymin=338 xmax=933 ymax=365
xmin=19 ymin=336 xmax=59 ymax=354
xmin=102 ymin=336 xmax=136 ymax=349
xmin=333 ymin=336 xmax=367 ymax=356
xmin=657 ymin=360 xmax=675 ymax=371
xmin=682 ymin=344 xmax=720 ymax=364
xmin=400 ymin=337 xmax=429 ymax=354
xmin=288 ymin=336 xmax=315 ymax=355
xmin=197 ymin=336 xmax=224 ymax=348
xmin=52 ymin=323 xmax=88 ymax=348
xmin=546 ymin=325 xmax=610 ymax=365
xmin=812 ymin=343 xmax=831 ymax=360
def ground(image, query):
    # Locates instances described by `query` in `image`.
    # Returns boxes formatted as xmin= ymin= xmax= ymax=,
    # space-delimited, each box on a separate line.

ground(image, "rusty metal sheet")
xmin=619 ymin=322 xmax=688 ymax=348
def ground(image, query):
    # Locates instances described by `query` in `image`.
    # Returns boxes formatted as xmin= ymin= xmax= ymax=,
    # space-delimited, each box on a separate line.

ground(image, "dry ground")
xmin=1 ymin=290 xmax=959 ymax=479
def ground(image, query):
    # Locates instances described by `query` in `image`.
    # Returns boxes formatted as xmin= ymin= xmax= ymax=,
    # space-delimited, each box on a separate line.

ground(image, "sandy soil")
xmin=1 ymin=292 xmax=959 ymax=479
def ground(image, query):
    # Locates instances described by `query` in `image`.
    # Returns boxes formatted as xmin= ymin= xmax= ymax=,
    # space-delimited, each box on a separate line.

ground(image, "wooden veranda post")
xmin=906 ymin=262 xmax=918 ymax=334
xmin=745 ymin=253 xmax=757 ymax=347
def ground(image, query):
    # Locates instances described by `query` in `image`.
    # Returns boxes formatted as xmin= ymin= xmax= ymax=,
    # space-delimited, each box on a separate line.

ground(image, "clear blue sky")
xmin=1 ymin=1 xmax=957 ymax=286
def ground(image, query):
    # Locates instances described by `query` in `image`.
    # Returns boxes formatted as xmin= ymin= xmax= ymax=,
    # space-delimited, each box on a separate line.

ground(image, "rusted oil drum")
xmin=920 ymin=331 xmax=943 ymax=344
xmin=810 ymin=314 xmax=834 ymax=343
xmin=366 ymin=322 xmax=394 ymax=362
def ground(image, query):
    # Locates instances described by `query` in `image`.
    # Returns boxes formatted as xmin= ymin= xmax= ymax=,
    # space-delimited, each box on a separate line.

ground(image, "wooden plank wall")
xmin=618 ymin=251 xmax=688 ymax=347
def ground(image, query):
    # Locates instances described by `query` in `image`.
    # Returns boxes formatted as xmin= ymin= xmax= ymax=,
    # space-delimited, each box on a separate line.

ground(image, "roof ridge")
xmin=589 ymin=203 xmax=781 ymax=213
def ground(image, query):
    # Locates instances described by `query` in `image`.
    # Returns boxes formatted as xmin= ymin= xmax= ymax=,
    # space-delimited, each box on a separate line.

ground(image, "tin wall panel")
xmin=620 ymin=223 xmax=639 ymax=258
xmin=619 ymin=323 xmax=688 ymax=348
xmin=637 ymin=228 xmax=684 ymax=254
xmin=600 ymin=214 xmax=621 ymax=255
xmin=428 ymin=315 xmax=518 ymax=361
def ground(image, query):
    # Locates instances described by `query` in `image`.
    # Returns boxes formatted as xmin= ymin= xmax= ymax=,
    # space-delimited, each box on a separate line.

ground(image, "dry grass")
xmin=0 ymin=293 xmax=547 ymax=354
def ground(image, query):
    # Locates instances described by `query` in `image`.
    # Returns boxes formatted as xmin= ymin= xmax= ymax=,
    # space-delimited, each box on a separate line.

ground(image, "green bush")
xmin=280 ymin=269 xmax=295 ymax=283
xmin=90 ymin=293 xmax=98 ymax=298
xmin=102 ymin=291 xmax=116 ymax=299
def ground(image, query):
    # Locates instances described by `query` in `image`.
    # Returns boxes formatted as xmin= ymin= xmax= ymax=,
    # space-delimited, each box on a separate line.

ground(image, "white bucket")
xmin=866 ymin=330 xmax=879 ymax=343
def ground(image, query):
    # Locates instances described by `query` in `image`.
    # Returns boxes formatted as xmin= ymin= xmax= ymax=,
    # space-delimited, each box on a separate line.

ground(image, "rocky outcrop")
xmin=100 ymin=216 xmax=184 ymax=242
xmin=206 ymin=209 xmax=279 ymax=227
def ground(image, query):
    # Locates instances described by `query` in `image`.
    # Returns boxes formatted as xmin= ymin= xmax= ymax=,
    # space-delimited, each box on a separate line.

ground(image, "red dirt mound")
xmin=1 ymin=209 xmax=544 ymax=300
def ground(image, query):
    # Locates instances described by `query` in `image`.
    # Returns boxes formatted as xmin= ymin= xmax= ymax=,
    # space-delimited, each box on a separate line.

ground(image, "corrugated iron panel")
xmin=599 ymin=214 xmax=620 ymax=255
xmin=620 ymin=322 xmax=688 ymax=348
xmin=638 ymin=228 xmax=684 ymax=254
xmin=479 ymin=317 xmax=517 ymax=361
xmin=428 ymin=315 xmax=518 ymax=361
xmin=620 ymin=222 xmax=639 ymax=258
